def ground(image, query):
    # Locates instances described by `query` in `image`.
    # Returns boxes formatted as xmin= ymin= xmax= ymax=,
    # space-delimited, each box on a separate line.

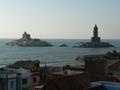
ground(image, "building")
xmin=8 ymin=60 xmax=41 ymax=90
xmin=16 ymin=68 xmax=31 ymax=90
xmin=43 ymin=70 xmax=91 ymax=90
xmin=84 ymin=56 xmax=107 ymax=81
xmin=84 ymin=51 xmax=120 ymax=82
xmin=0 ymin=67 xmax=17 ymax=90
xmin=108 ymin=60 xmax=120 ymax=76
xmin=22 ymin=32 xmax=31 ymax=40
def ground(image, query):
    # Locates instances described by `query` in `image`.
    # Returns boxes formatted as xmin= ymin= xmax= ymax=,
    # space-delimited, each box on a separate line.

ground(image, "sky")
xmin=0 ymin=0 xmax=120 ymax=39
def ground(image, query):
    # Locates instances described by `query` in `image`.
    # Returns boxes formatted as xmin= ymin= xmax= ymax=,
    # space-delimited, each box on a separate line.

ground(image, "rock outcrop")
xmin=6 ymin=32 xmax=53 ymax=47
xmin=73 ymin=25 xmax=114 ymax=48
xmin=59 ymin=44 xmax=68 ymax=47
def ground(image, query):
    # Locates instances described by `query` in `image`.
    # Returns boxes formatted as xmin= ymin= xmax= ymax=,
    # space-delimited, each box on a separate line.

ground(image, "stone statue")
xmin=91 ymin=24 xmax=101 ymax=43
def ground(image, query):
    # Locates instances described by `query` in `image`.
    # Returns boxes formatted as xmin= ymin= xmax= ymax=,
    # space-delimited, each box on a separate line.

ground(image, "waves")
xmin=0 ymin=39 xmax=120 ymax=66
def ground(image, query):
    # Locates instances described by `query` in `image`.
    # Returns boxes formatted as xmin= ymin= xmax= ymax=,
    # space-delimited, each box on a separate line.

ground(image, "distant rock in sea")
xmin=73 ymin=25 xmax=114 ymax=48
xmin=59 ymin=44 xmax=68 ymax=47
xmin=6 ymin=32 xmax=53 ymax=47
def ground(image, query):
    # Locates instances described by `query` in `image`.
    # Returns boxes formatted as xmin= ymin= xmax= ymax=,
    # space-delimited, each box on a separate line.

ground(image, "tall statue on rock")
xmin=73 ymin=24 xmax=114 ymax=48
xmin=94 ymin=24 xmax=98 ymax=37
xmin=91 ymin=24 xmax=101 ymax=43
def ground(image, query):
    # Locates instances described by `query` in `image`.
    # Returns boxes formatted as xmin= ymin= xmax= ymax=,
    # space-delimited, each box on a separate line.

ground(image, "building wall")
xmin=0 ymin=62 xmax=41 ymax=90
xmin=108 ymin=61 xmax=120 ymax=75
xmin=85 ymin=59 xmax=107 ymax=81
xmin=8 ymin=78 xmax=17 ymax=90
xmin=16 ymin=68 xmax=31 ymax=90
xmin=17 ymin=74 xmax=22 ymax=90
xmin=0 ymin=67 xmax=17 ymax=90
xmin=0 ymin=79 xmax=6 ymax=90
xmin=31 ymin=73 xmax=40 ymax=86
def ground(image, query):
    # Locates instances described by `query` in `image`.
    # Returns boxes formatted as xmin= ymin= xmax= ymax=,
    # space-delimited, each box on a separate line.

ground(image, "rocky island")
xmin=6 ymin=32 xmax=53 ymax=47
xmin=59 ymin=44 xmax=68 ymax=47
xmin=73 ymin=25 xmax=114 ymax=48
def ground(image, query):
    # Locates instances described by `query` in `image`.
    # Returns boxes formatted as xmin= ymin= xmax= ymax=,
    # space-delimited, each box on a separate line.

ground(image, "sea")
xmin=0 ymin=39 xmax=120 ymax=67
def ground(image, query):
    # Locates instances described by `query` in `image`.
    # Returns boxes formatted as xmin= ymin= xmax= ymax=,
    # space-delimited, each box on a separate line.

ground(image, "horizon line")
xmin=0 ymin=37 xmax=120 ymax=40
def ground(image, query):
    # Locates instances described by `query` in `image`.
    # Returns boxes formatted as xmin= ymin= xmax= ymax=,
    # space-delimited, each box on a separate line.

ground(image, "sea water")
xmin=0 ymin=39 xmax=120 ymax=66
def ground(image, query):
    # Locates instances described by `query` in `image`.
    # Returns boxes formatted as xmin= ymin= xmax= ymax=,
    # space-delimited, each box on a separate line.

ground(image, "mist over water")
xmin=0 ymin=39 xmax=120 ymax=66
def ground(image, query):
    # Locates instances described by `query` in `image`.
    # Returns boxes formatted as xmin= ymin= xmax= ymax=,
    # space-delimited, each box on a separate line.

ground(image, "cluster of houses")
xmin=41 ymin=50 xmax=120 ymax=90
xmin=0 ymin=61 xmax=40 ymax=90
xmin=0 ymin=51 xmax=120 ymax=90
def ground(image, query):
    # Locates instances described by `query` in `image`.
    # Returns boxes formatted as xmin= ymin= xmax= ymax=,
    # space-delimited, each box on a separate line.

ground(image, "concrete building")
xmin=108 ymin=60 xmax=120 ymax=76
xmin=84 ymin=56 xmax=107 ymax=81
xmin=8 ymin=60 xmax=41 ymax=90
xmin=84 ymin=51 xmax=120 ymax=82
xmin=16 ymin=68 xmax=31 ymax=90
xmin=43 ymin=70 xmax=91 ymax=90
xmin=0 ymin=67 xmax=17 ymax=90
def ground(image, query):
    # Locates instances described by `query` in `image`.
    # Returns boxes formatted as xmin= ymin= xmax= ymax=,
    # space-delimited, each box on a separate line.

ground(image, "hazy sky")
xmin=0 ymin=0 xmax=120 ymax=39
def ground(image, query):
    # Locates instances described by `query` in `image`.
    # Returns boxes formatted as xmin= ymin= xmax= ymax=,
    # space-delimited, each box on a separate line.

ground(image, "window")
xmin=22 ymin=79 xmax=27 ymax=85
xmin=10 ymin=81 xmax=14 ymax=88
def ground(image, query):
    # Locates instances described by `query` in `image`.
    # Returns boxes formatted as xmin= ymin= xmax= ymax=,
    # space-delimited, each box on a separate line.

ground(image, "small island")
xmin=73 ymin=25 xmax=114 ymax=48
xmin=59 ymin=44 xmax=68 ymax=47
xmin=6 ymin=32 xmax=53 ymax=47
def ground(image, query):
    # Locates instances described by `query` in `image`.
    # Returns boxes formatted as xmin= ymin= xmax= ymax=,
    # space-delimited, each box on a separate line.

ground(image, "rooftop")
xmin=7 ymin=60 xmax=40 ymax=70
xmin=84 ymin=51 xmax=120 ymax=65
xmin=0 ymin=68 xmax=17 ymax=78
xmin=0 ymin=67 xmax=16 ymax=74
xmin=84 ymin=50 xmax=120 ymax=59
xmin=43 ymin=72 xmax=90 ymax=90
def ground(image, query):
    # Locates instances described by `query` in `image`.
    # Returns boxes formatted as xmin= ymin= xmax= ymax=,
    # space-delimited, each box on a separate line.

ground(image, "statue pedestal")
xmin=91 ymin=37 xmax=101 ymax=43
